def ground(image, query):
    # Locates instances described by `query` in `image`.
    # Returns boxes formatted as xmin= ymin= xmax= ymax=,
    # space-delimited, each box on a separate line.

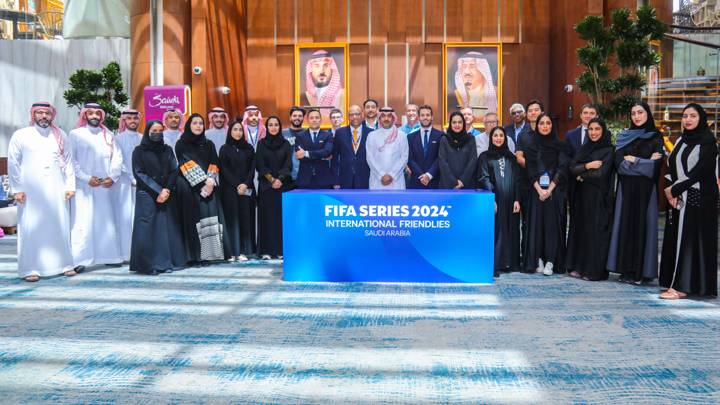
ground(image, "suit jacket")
xmin=331 ymin=125 xmax=371 ymax=189
xmin=295 ymin=128 xmax=334 ymax=188
xmin=503 ymin=122 xmax=532 ymax=145
xmin=565 ymin=126 xmax=584 ymax=158
xmin=406 ymin=127 xmax=443 ymax=189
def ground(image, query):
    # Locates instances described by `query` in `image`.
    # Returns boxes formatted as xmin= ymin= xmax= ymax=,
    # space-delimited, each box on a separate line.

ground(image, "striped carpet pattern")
xmin=0 ymin=235 xmax=718 ymax=404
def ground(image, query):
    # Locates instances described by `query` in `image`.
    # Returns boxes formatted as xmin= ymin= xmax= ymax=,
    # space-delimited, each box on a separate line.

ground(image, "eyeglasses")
xmin=484 ymin=121 xmax=498 ymax=125
xmin=510 ymin=111 xmax=523 ymax=115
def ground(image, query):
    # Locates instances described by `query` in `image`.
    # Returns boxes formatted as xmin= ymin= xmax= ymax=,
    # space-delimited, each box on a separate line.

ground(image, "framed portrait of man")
xmin=295 ymin=43 xmax=349 ymax=128
xmin=442 ymin=43 xmax=502 ymax=129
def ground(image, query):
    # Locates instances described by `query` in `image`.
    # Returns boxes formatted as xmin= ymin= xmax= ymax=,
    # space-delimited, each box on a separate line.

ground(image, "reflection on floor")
xmin=0 ymin=236 xmax=718 ymax=404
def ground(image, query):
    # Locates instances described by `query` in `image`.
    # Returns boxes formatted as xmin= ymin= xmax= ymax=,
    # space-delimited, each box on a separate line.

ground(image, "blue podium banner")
xmin=282 ymin=190 xmax=495 ymax=283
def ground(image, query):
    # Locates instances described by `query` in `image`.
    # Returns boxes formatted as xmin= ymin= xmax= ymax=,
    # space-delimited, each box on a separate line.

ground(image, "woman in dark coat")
xmin=219 ymin=119 xmax=257 ymax=261
xmin=566 ymin=118 xmax=615 ymax=281
xmin=477 ymin=126 xmax=521 ymax=276
xmin=607 ymin=102 xmax=664 ymax=285
xmin=129 ymin=120 xmax=187 ymax=274
xmin=523 ymin=113 xmax=569 ymax=276
xmin=438 ymin=111 xmax=477 ymax=189
xmin=256 ymin=116 xmax=293 ymax=260
xmin=659 ymin=103 xmax=718 ymax=299
xmin=175 ymin=113 xmax=230 ymax=263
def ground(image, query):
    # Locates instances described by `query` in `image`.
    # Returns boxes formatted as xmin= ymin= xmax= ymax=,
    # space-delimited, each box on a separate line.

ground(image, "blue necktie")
xmin=312 ymin=131 xmax=317 ymax=143
xmin=423 ymin=130 xmax=429 ymax=156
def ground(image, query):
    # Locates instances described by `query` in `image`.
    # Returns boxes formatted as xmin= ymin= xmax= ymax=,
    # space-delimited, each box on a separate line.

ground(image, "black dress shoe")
xmin=74 ymin=265 xmax=86 ymax=273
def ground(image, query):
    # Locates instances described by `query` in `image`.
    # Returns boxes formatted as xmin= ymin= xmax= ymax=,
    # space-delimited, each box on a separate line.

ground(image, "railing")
xmin=0 ymin=8 xmax=63 ymax=39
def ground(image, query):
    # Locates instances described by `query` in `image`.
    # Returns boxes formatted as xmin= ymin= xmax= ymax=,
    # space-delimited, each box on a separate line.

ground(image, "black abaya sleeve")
xmin=460 ymin=139 xmax=478 ymax=188
xmin=132 ymin=148 xmax=163 ymax=199
xmin=243 ymin=151 xmax=256 ymax=188
xmin=165 ymin=149 xmax=179 ymax=190
xmin=476 ymin=154 xmax=494 ymax=191
xmin=218 ymin=145 xmax=243 ymax=189
xmin=670 ymin=142 xmax=719 ymax=198
xmin=278 ymin=143 xmax=292 ymax=181
xmin=438 ymin=139 xmax=457 ymax=186
xmin=579 ymin=148 xmax=615 ymax=180
xmin=255 ymin=142 xmax=271 ymax=179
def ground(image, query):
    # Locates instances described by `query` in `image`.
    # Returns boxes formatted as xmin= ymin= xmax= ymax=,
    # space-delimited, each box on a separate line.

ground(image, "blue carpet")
xmin=0 ymin=235 xmax=718 ymax=404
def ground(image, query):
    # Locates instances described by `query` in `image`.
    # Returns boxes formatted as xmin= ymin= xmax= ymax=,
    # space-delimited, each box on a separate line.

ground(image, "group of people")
xmin=8 ymin=97 xmax=718 ymax=300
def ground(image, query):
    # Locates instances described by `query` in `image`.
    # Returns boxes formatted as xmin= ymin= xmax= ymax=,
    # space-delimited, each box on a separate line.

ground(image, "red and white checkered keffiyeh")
xmin=377 ymin=107 xmax=399 ymax=152
xmin=162 ymin=108 xmax=185 ymax=130
xmin=305 ymin=50 xmax=342 ymax=109
xmin=242 ymin=105 xmax=266 ymax=142
xmin=76 ymin=103 xmax=114 ymax=158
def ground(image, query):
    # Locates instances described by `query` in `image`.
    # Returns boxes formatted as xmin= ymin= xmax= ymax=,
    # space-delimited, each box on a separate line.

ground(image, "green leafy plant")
xmin=574 ymin=6 xmax=666 ymax=119
xmin=63 ymin=61 xmax=129 ymax=130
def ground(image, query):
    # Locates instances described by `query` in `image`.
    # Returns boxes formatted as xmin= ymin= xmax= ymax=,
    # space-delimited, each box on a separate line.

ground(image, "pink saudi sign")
xmin=143 ymin=85 xmax=192 ymax=122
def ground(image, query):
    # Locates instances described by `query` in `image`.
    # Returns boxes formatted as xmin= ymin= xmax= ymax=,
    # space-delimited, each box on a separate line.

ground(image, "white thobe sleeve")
xmin=69 ymin=131 xmax=92 ymax=183
xmin=61 ymin=131 xmax=76 ymax=192
xmin=365 ymin=137 xmax=382 ymax=180
xmin=7 ymin=132 xmax=23 ymax=194
xmin=390 ymin=135 xmax=409 ymax=181
xmin=108 ymin=141 xmax=123 ymax=182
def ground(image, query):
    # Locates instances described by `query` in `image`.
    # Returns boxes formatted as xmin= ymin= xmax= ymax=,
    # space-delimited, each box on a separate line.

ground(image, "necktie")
xmin=581 ymin=127 xmax=587 ymax=145
xmin=423 ymin=130 xmax=429 ymax=155
xmin=352 ymin=128 xmax=359 ymax=153
xmin=312 ymin=131 xmax=317 ymax=143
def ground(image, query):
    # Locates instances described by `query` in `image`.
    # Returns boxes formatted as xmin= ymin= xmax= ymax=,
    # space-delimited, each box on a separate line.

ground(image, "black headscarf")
xmin=445 ymin=111 xmax=473 ymax=149
xmin=139 ymin=120 xmax=166 ymax=151
xmin=681 ymin=103 xmax=715 ymax=146
xmin=225 ymin=119 xmax=253 ymax=150
xmin=573 ymin=117 xmax=614 ymax=164
xmin=485 ymin=126 xmax=516 ymax=160
xmin=260 ymin=116 xmax=288 ymax=150
xmin=529 ymin=113 xmax=565 ymax=172
xmin=616 ymin=101 xmax=659 ymax=150
xmin=628 ymin=101 xmax=657 ymax=132
xmin=180 ymin=113 xmax=208 ymax=145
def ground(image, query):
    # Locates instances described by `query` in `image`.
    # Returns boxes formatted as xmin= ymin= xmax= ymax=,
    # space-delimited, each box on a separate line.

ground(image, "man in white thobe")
xmin=8 ymin=102 xmax=76 ymax=281
xmin=113 ymin=109 xmax=142 ymax=261
xmin=242 ymin=105 xmax=265 ymax=151
xmin=162 ymin=108 xmax=184 ymax=153
xmin=366 ymin=106 xmax=409 ymax=190
xmin=68 ymin=103 xmax=124 ymax=270
xmin=205 ymin=107 xmax=229 ymax=155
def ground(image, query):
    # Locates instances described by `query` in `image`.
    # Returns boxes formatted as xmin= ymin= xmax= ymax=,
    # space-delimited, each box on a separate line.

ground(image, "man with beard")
xmin=503 ymin=103 xmax=531 ymax=145
xmin=453 ymin=52 xmax=498 ymax=123
xmin=162 ymin=108 xmax=184 ymax=152
xmin=400 ymin=103 xmax=420 ymax=135
xmin=407 ymin=104 xmax=442 ymax=189
xmin=366 ymin=106 xmax=409 ymax=190
xmin=68 ymin=103 xmax=124 ymax=270
xmin=205 ymin=107 xmax=229 ymax=155
xmin=242 ymin=105 xmax=265 ymax=151
xmin=8 ymin=102 xmax=76 ymax=281
xmin=332 ymin=104 xmax=371 ymax=189
xmin=302 ymin=50 xmax=345 ymax=125
xmin=113 ymin=109 xmax=142 ymax=261
xmin=362 ymin=98 xmax=379 ymax=131
xmin=282 ymin=106 xmax=305 ymax=181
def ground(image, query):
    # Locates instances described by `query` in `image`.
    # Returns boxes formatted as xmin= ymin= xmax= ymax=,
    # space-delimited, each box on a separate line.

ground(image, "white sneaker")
xmin=536 ymin=258 xmax=545 ymax=273
xmin=261 ymin=254 xmax=271 ymax=260
xmin=543 ymin=262 xmax=554 ymax=276
xmin=237 ymin=254 xmax=248 ymax=262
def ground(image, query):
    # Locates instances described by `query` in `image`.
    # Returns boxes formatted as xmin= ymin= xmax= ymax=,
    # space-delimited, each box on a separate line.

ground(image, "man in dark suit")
xmin=295 ymin=109 xmax=334 ymax=189
xmin=503 ymin=102 xmax=532 ymax=145
xmin=332 ymin=105 xmax=371 ymax=189
xmin=565 ymin=103 xmax=598 ymax=158
xmin=406 ymin=105 xmax=443 ymax=189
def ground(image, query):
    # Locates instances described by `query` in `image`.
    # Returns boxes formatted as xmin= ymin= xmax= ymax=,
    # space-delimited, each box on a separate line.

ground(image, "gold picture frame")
xmin=294 ymin=42 xmax=350 ymax=129
xmin=442 ymin=43 xmax=503 ymax=129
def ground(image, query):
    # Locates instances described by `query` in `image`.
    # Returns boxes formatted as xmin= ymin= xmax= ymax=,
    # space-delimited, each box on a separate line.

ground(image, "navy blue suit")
xmin=331 ymin=125 xmax=371 ymax=189
xmin=295 ymin=129 xmax=334 ymax=189
xmin=406 ymin=127 xmax=443 ymax=189
xmin=503 ymin=122 xmax=532 ymax=145
xmin=565 ymin=126 xmax=584 ymax=158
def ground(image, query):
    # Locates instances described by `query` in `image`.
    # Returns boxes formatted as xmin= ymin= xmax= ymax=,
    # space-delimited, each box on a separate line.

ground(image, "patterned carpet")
xmin=0 ymin=235 xmax=718 ymax=404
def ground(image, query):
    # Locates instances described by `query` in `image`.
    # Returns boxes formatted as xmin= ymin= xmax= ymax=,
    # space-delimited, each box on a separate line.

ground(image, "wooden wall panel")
xmin=387 ymin=43 xmax=408 ymax=108
xmin=348 ymin=44 xmax=370 ymax=105
xmin=445 ymin=0 xmax=462 ymax=42
xmin=424 ymin=0 xmax=444 ymax=43
xmin=480 ymin=0 xmax=499 ymax=42
xmin=370 ymin=0 xmax=390 ymax=43
xmin=246 ymin=0 xmax=275 ymax=45
xmin=275 ymin=45 xmax=295 ymax=118
xmin=276 ymin=0 xmax=295 ymax=44
xmin=246 ymin=44 xmax=278 ymax=112
xmin=296 ymin=0 xmax=314 ymax=43
xmin=328 ymin=0 xmax=349 ymax=42
xmin=399 ymin=0 xmax=423 ymax=43
xmin=368 ymin=44 xmax=386 ymax=103
xmin=349 ymin=0 xmax=369 ymax=43
xmin=499 ymin=0 xmax=519 ymax=42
